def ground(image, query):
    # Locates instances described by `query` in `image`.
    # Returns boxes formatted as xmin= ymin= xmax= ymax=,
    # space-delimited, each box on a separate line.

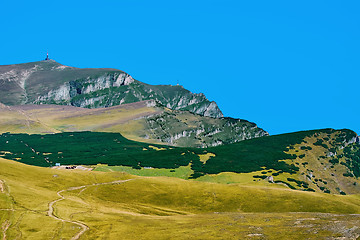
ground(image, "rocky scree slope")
xmin=0 ymin=60 xmax=223 ymax=118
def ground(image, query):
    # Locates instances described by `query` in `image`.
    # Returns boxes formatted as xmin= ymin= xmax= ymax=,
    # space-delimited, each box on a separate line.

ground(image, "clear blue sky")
xmin=1 ymin=0 xmax=359 ymax=135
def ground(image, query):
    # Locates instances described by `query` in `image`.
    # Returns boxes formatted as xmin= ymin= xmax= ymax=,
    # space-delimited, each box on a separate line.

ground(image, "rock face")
xmin=35 ymin=80 xmax=224 ymax=118
xmin=0 ymin=61 xmax=223 ymax=118
xmin=34 ymin=72 xmax=134 ymax=105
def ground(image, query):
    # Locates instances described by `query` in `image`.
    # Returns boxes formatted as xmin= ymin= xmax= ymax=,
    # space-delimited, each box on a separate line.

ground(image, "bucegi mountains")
xmin=0 ymin=58 xmax=359 ymax=195
xmin=0 ymin=59 xmax=222 ymax=116
xmin=0 ymin=59 xmax=268 ymax=147
xmin=1 ymin=58 xmax=360 ymax=239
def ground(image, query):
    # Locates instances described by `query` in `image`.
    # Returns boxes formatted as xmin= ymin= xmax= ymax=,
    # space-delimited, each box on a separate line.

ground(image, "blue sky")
xmin=1 ymin=0 xmax=359 ymax=135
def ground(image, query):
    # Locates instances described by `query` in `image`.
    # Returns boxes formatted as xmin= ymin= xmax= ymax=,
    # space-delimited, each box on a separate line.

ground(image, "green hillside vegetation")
xmin=94 ymin=164 xmax=194 ymax=179
xmin=0 ymin=130 xmax=317 ymax=175
xmin=0 ymin=128 xmax=359 ymax=195
xmin=0 ymin=158 xmax=360 ymax=239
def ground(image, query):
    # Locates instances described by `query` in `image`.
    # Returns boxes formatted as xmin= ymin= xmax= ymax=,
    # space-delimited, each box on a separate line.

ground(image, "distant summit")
xmin=0 ymin=60 xmax=224 ymax=118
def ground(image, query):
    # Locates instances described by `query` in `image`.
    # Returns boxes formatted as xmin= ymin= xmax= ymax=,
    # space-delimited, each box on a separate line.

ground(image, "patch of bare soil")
xmin=11 ymin=104 xmax=85 ymax=112
xmin=0 ymin=180 xmax=4 ymax=193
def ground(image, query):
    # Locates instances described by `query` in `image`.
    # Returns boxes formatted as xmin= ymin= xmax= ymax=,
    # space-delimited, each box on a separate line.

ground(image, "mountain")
xmin=0 ymin=60 xmax=223 ymax=118
xmin=0 ymin=60 xmax=269 ymax=147
xmin=1 ymin=60 xmax=360 ymax=239
xmin=0 ymin=101 xmax=268 ymax=147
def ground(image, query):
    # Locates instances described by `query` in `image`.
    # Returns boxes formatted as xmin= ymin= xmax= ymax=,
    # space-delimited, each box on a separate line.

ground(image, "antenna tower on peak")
xmin=45 ymin=51 xmax=50 ymax=61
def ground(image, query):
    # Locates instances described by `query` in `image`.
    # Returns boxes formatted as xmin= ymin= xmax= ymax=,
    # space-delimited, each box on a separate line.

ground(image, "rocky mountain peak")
xmin=0 ymin=61 xmax=224 ymax=118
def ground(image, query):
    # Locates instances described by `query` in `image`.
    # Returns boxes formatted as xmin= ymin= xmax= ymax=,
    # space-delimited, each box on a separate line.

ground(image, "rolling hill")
xmin=0 ymin=157 xmax=360 ymax=239
xmin=0 ymin=128 xmax=359 ymax=195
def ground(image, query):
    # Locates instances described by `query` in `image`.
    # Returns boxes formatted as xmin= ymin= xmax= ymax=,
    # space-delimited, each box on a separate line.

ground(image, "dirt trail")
xmin=48 ymin=179 xmax=133 ymax=240
xmin=0 ymin=180 xmax=14 ymax=240
xmin=0 ymin=180 xmax=4 ymax=193
xmin=1 ymin=220 xmax=10 ymax=240
xmin=6 ymin=104 xmax=58 ymax=133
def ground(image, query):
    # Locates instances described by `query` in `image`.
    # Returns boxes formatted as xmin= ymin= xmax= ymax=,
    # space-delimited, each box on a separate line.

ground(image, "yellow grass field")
xmin=0 ymin=102 xmax=163 ymax=145
xmin=1 ymin=157 xmax=360 ymax=239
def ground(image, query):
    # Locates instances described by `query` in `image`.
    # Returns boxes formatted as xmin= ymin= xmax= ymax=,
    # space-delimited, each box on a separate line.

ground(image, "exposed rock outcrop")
xmin=34 ymin=75 xmax=224 ymax=118
xmin=144 ymin=110 xmax=268 ymax=147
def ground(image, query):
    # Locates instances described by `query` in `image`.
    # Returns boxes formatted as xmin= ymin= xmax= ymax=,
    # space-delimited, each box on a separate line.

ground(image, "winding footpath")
xmin=47 ymin=179 xmax=133 ymax=240
xmin=0 ymin=180 xmax=13 ymax=240
xmin=0 ymin=180 xmax=4 ymax=193
xmin=1 ymin=220 xmax=10 ymax=240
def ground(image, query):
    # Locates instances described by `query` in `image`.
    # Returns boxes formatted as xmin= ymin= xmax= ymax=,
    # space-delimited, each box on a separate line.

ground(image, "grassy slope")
xmin=0 ymin=129 xmax=359 ymax=195
xmin=0 ymin=102 xmax=267 ymax=147
xmin=0 ymin=102 xmax=163 ymax=144
xmin=195 ymin=130 xmax=360 ymax=195
xmin=0 ymin=158 xmax=360 ymax=239
xmin=0 ymin=104 xmax=55 ymax=134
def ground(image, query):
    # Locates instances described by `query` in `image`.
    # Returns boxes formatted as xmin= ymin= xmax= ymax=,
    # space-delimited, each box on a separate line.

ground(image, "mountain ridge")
xmin=0 ymin=60 xmax=223 ymax=118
